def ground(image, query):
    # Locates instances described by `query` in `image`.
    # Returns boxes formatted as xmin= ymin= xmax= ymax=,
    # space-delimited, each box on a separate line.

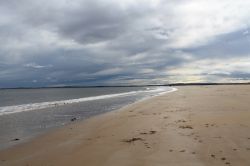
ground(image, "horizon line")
xmin=1 ymin=82 xmax=250 ymax=90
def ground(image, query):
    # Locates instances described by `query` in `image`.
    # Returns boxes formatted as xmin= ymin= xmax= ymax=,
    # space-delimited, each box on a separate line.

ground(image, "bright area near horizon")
xmin=1 ymin=0 xmax=250 ymax=88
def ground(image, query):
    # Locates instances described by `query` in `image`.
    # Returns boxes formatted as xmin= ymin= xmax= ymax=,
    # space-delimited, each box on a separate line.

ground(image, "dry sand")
xmin=1 ymin=85 xmax=250 ymax=166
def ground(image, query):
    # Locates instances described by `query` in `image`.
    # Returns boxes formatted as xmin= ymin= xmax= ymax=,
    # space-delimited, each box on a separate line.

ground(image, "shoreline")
xmin=1 ymin=85 xmax=250 ymax=165
xmin=0 ymin=86 xmax=176 ymax=151
xmin=0 ymin=86 xmax=172 ymax=116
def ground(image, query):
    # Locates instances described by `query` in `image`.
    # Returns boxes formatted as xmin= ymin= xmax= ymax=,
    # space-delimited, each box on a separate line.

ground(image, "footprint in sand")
xmin=176 ymin=120 xmax=187 ymax=123
xmin=179 ymin=125 xmax=193 ymax=129
xmin=140 ymin=132 xmax=148 ymax=135
xmin=149 ymin=130 xmax=157 ymax=134
xmin=140 ymin=131 xmax=157 ymax=135
xmin=179 ymin=150 xmax=186 ymax=152
xmin=143 ymin=142 xmax=151 ymax=148
xmin=221 ymin=157 xmax=226 ymax=161
xmin=213 ymin=136 xmax=222 ymax=139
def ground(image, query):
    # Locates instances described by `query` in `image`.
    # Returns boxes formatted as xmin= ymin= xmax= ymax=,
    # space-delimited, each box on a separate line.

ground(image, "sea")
xmin=0 ymin=86 xmax=176 ymax=150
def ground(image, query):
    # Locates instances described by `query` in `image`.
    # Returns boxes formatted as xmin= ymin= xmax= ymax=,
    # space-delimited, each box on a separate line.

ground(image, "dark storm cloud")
xmin=0 ymin=0 xmax=250 ymax=88
xmin=13 ymin=0 xmax=154 ymax=44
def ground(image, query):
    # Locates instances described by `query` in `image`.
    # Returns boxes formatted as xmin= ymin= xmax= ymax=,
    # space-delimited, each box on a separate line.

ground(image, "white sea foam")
xmin=0 ymin=87 xmax=177 ymax=116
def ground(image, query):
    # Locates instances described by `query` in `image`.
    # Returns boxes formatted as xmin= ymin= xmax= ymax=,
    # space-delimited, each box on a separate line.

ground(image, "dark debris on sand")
xmin=122 ymin=137 xmax=144 ymax=143
xmin=179 ymin=125 xmax=193 ymax=129
xmin=11 ymin=138 xmax=20 ymax=141
xmin=71 ymin=117 xmax=77 ymax=122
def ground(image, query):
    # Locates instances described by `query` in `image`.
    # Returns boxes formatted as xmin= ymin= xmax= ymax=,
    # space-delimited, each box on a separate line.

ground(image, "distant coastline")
xmin=1 ymin=82 xmax=250 ymax=90
xmin=168 ymin=82 xmax=250 ymax=86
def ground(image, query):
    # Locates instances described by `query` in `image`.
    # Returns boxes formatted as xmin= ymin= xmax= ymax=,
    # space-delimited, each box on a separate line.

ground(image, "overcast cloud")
xmin=0 ymin=0 xmax=250 ymax=88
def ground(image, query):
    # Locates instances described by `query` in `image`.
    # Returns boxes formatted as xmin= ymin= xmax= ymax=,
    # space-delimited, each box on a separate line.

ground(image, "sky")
xmin=0 ymin=0 xmax=250 ymax=88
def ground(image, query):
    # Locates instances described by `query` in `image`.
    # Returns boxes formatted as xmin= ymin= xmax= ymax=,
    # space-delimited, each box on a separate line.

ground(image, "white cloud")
xmin=166 ymin=57 xmax=250 ymax=82
xmin=159 ymin=0 xmax=250 ymax=48
xmin=24 ymin=63 xmax=52 ymax=69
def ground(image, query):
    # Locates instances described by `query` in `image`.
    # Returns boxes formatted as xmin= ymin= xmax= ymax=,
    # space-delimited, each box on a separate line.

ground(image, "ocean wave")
xmin=0 ymin=87 xmax=177 ymax=116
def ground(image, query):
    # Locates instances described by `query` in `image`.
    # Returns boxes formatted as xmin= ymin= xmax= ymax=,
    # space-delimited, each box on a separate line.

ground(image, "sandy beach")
xmin=0 ymin=85 xmax=250 ymax=166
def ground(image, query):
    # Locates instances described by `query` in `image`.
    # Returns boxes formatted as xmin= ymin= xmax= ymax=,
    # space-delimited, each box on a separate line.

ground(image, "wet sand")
xmin=0 ymin=85 xmax=250 ymax=166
